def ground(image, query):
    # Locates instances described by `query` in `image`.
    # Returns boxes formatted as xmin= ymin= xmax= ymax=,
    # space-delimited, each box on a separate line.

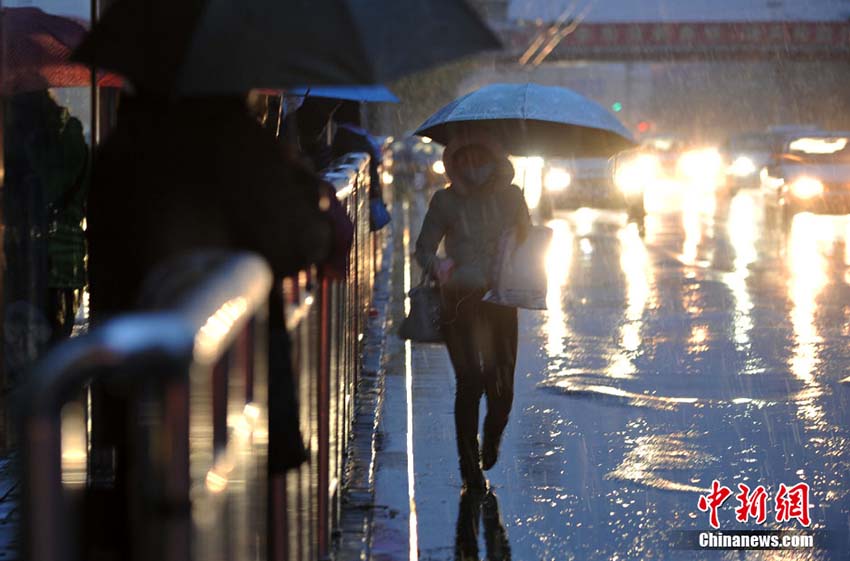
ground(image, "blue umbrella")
xmin=289 ymin=85 xmax=399 ymax=103
xmin=415 ymin=83 xmax=636 ymax=158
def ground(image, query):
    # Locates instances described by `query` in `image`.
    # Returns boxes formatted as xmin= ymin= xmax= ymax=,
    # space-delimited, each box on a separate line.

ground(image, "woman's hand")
xmin=434 ymin=258 xmax=456 ymax=285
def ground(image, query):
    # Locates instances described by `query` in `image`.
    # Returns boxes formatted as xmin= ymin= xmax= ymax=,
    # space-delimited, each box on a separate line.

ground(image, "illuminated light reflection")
xmin=61 ymin=402 xmax=87 ymax=488
xmin=511 ymin=156 xmax=544 ymax=210
xmin=607 ymin=432 xmax=713 ymax=494
xmin=203 ymin=401 xmax=264 ymax=498
xmin=619 ymin=224 xmax=650 ymax=324
xmin=205 ymin=470 xmax=228 ymax=494
xmin=402 ymin=201 xmax=419 ymax=561
xmin=681 ymin=196 xmax=701 ymax=266
xmin=545 ymin=219 xmax=572 ymax=357
xmin=606 ymin=224 xmax=652 ymax=379
xmin=194 ymin=297 xmax=249 ymax=362
xmin=724 ymin=194 xmax=758 ymax=347
xmin=551 ymin=380 xmax=697 ymax=410
xmin=787 ymin=214 xmax=828 ymax=428
xmin=845 ymin=221 xmax=850 ymax=267
xmin=688 ymin=325 xmax=709 ymax=353
xmin=573 ymin=207 xmax=596 ymax=237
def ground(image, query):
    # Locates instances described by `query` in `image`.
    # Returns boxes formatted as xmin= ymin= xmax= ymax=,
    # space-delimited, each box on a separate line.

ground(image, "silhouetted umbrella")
xmin=73 ymin=0 xmax=500 ymax=96
xmin=415 ymin=83 xmax=636 ymax=158
xmin=289 ymin=85 xmax=399 ymax=103
xmin=0 ymin=7 xmax=121 ymax=94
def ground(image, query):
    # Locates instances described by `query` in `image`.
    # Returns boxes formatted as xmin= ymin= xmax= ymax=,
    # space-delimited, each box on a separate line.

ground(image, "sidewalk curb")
xmin=332 ymin=226 xmax=396 ymax=560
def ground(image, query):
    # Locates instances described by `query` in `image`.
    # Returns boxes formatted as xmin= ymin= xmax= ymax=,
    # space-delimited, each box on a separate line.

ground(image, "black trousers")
xmin=441 ymin=289 xmax=518 ymax=479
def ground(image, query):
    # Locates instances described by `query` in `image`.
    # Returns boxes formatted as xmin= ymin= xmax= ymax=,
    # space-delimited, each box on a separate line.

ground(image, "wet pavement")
xmin=368 ymin=182 xmax=850 ymax=560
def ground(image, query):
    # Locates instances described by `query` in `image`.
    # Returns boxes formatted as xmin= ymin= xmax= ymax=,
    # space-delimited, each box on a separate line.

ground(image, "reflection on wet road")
xmin=384 ymin=183 xmax=850 ymax=560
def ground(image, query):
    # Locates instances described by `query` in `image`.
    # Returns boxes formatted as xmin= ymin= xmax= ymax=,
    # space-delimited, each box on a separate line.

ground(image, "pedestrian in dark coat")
xmin=88 ymin=95 xmax=330 ymax=317
xmin=414 ymin=134 xmax=530 ymax=490
xmin=85 ymin=94 xmax=333 ymax=557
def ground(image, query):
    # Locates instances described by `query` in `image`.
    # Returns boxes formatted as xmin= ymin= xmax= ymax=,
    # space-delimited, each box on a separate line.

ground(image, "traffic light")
xmin=611 ymin=101 xmax=623 ymax=113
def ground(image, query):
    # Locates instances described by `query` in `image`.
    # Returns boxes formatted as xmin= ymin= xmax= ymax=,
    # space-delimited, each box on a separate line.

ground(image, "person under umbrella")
xmin=414 ymin=133 xmax=529 ymax=490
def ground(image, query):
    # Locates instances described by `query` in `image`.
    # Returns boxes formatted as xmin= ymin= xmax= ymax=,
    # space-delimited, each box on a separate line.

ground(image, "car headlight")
xmin=615 ymin=154 xmax=658 ymax=194
xmin=544 ymin=167 xmax=572 ymax=192
xmin=729 ymin=156 xmax=756 ymax=177
xmin=432 ymin=160 xmax=445 ymax=175
xmin=789 ymin=176 xmax=824 ymax=199
xmin=678 ymin=148 xmax=722 ymax=180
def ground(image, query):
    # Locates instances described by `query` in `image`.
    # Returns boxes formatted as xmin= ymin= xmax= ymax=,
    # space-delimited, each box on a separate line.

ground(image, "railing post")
xmin=23 ymin=414 xmax=65 ymax=561
xmin=317 ymin=277 xmax=331 ymax=557
xmin=160 ymin=375 xmax=191 ymax=561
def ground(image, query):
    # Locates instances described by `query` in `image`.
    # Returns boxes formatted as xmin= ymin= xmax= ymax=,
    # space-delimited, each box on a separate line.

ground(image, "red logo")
xmin=735 ymin=484 xmax=768 ymax=524
xmin=697 ymin=480 xmax=733 ymax=529
xmin=775 ymin=483 xmax=811 ymax=527
xmin=697 ymin=481 xmax=811 ymax=528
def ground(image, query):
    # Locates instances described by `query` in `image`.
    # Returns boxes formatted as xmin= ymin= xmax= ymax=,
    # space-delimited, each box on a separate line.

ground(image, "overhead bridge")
xmin=497 ymin=21 xmax=850 ymax=63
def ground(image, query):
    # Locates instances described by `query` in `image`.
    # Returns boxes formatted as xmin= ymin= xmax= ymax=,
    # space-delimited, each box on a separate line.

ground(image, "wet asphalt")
xmin=369 ymin=182 xmax=850 ymax=561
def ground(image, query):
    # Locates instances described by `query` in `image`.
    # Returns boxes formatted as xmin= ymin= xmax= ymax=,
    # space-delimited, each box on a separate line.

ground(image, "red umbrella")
xmin=0 ymin=7 xmax=121 ymax=94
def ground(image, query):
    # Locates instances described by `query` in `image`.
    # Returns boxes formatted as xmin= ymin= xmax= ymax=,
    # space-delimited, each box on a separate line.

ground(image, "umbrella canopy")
xmin=415 ymin=83 xmax=636 ymax=158
xmin=0 ymin=7 xmax=121 ymax=94
xmin=73 ymin=0 xmax=500 ymax=96
xmin=289 ymin=85 xmax=399 ymax=103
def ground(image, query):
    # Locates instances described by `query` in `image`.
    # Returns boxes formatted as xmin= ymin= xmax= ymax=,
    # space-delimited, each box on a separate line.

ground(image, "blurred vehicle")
xmin=761 ymin=132 xmax=850 ymax=228
xmin=639 ymin=135 xmax=687 ymax=179
xmin=677 ymin=145 xmax=726 ymax=192
xmin=723 ymin=126 xmax=825 ymax=196
xmin=722 ymin=132 xmax=776 ymax=192
xmin=390 ymin=136 xmax=446 ymax=191
xmin=533 ymin=155 xmax=646 ymax=225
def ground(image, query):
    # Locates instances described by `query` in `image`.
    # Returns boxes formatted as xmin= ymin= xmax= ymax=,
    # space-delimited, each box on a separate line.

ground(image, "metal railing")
xmin=21 ymin=252 xmax=272 ymax=561
xmin=271 ymin=152 xmax=381 ymax=561
xmin=20 ymin=152 xmax=383 ymax=561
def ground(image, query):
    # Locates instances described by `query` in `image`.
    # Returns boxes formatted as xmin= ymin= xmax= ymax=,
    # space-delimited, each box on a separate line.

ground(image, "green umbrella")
xmin=73 ymin=0 xmax=500 ymax=96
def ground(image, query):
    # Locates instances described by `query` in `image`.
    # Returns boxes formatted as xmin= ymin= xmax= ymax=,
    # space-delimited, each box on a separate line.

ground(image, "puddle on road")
xmin=605 ymin=433 xmax=715 ymax=494
xmin=538 ymin=378 xmax=698 ymax=411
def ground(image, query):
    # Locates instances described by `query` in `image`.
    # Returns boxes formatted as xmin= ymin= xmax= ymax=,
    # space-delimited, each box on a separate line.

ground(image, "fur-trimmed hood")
xmin=443 ymin=133 xmax=514 ymax=195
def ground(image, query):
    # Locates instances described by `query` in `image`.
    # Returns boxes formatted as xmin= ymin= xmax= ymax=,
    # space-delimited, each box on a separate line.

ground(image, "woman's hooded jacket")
xmin=414 ymin=134 xmax=530 ymax=293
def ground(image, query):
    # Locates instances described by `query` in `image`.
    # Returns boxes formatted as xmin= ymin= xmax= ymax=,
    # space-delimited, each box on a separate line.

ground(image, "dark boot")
xmin=480 ymin=433 xmax=501 ymax=471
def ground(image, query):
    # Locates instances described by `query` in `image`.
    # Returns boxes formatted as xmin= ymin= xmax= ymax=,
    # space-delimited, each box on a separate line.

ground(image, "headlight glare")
xmin=615 ymin=154 xmax=658 ymax=194
xmin=544 ymin=167 xmax=572 ymax=192
xmin=729 ymin=156 xmax=756 ymax=177
xmin=789 ymin=177 xmax=824 ymax=199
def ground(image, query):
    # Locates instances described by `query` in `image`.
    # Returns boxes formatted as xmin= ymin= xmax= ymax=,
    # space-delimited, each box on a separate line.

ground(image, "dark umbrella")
xmin=72 ymin=0 xmax=500 ymax=96
xmin=415 ymin=82 xmax=636 ymax=158
xmin=0 ymin=7 xmax=122 ymax=94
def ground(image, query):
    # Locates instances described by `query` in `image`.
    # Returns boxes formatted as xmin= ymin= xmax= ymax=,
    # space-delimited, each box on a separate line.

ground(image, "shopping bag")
xmin=483 ymin=225 xmax=553 ymax=310
xmin=399 ymin=273 xmax=443 ymax=343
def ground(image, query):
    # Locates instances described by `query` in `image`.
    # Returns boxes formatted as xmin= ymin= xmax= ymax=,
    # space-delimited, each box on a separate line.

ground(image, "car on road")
xmin=761 ymin=132 xmax=850 ymax=228
xmin=722 ymin=131 xmax=777 ymax=193
xmin=721 ymin=126 xmax=824 ymax=198
xmin=390 ymin=136 xmax=446 ymax=192
xmin=639 ymin=135 xmax=687 ymax=180
xmin=539 ymin=155 xmax=646 ymax=226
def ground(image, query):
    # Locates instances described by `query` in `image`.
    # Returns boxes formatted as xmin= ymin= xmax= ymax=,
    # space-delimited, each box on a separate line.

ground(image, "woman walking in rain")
xmin=415 ymin=135 xmax=530 ymax=490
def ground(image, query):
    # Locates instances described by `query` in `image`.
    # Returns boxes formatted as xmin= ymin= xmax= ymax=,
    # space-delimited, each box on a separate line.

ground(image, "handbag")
xmin=483 ymin=225 xmax=553 ymax=310
xmin=399 ymin=271 xmax=443 ymax=343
